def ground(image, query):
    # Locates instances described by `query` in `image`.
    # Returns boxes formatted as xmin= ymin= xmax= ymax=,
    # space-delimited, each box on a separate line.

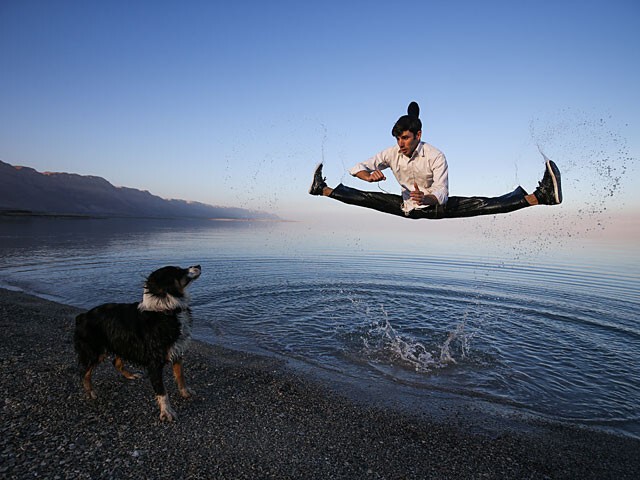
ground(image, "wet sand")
xmin=1 ymin=287 xmax=638 ymax=479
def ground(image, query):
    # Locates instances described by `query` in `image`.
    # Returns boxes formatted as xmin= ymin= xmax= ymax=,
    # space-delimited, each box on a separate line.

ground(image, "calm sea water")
xmin=1 ymin=216 xmax=638 ymax=438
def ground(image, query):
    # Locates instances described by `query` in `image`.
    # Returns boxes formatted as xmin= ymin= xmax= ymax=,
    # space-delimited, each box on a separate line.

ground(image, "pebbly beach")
xmin=1 ymin=287 xmax=639 ymax=479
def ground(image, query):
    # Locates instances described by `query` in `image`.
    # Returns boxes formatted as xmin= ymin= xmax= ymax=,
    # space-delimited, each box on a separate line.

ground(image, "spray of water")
xmin=439 ymin=315 xmax=472 ymax=364
xmin=359 ymin=305 xmax=473 ymax=373
xmin=530 ymin=110 xmax=633 ymax=220
xmin=468 ymin=109 xmax=636 ymax=264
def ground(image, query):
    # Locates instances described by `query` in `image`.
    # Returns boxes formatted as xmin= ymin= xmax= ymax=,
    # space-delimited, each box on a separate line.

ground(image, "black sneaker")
xmin=308 ymin=163 xmax=327 ymax=196
xmin=534 ymin=160 xmax=562 ymax=205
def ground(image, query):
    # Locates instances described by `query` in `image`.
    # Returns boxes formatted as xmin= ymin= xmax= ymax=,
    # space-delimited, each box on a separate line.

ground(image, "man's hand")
xmin=367 ymin=170 xmax=386 ymax=182
xmin=355 ymin=170 xmax=386 ymax=183
xmin=410 ymin=182 xmax=438 ymax=206
xmin=410 ymin=182 xmax=424 ymax=204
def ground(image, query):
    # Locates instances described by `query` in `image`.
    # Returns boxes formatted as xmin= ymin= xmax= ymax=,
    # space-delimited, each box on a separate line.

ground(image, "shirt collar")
xmin=398 ymin=141 xmax=424 ymax=161
xmin=413 ymin=142 xmax=425 ymax=158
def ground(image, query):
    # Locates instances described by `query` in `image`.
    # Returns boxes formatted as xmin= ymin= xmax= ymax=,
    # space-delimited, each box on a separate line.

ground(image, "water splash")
xmin=470 ymin=109 xmax=636 ymax=263
xmin=440 ymin=316 xmax=472 ymax=364
xmin=320 ymin=122 xmax=327 ymax=166
xmin=530 ymin=109 xmax=633 ymax=220
xmin=360 ymin=305 xmax=472 ymax=373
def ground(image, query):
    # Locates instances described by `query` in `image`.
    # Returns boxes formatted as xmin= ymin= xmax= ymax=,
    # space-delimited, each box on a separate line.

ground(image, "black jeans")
xmin=329 ymin=184 xmax=530 ymax=220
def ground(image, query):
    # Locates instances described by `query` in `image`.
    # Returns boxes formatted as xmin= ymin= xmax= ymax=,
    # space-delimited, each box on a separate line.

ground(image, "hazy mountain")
xmin=0 ymin=160 xmax=277 ymax=220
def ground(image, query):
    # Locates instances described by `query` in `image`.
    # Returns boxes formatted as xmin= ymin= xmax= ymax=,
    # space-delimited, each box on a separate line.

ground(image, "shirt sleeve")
xmin=423 ymin=152 xmax=449 ymax=205
xmin=348 ymin=149 xmax=391 ymax=176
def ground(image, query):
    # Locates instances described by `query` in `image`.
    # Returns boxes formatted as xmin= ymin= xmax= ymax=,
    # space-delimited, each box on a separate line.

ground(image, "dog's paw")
xmin=85 ymin=390 xmax=97 ymax=400
xmin=159 ymin=406 xmax=177 ymax=422
xmin=179 ymin=387 xmax=195 ymax=399
xmin=157 ymin=394 xmax=177 ymax=421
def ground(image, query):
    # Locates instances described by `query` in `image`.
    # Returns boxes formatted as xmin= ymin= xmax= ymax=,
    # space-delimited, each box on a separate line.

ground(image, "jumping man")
xmin=308 ymin=102 xmax=562 ymax=219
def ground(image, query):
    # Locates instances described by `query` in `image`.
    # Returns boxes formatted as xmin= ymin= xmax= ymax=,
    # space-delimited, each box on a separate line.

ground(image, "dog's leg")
xmin=148 ymin=363 xmax=176 ymax=421
xmin=81 ymin=354 xmax=106 ymax=399
xmin=172 ymin=359 xmax=195 ymax=398
xmin=113 ymin=356 xmax=142 ymax=380
xmin=82 ymin=364 xmax=98 ymax=399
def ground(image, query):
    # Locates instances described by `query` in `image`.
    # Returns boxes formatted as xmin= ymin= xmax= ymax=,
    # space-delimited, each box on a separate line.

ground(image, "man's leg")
xmin=329 ymin=184 xmax=406 ymax=217
xmin=309 ymin=163 xmax=405 ymax=217
xmin=409 ymin=186 xmax=530 ymax=219
xmin=409 ymin=160 xmax=562 ymax=219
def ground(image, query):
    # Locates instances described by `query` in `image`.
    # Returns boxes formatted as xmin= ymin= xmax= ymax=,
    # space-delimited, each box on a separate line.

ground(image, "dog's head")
xmin=139 ymin=265 xmax=201 ymax=312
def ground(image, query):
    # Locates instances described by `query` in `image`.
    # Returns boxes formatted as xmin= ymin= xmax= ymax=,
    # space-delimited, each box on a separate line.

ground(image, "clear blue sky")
xmin=1 ymin=0 xmax=638 ymax=220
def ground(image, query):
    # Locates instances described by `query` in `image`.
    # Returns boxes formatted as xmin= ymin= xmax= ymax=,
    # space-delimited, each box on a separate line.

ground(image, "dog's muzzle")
xmin=188 ymin=265 xmax=201 ymax=279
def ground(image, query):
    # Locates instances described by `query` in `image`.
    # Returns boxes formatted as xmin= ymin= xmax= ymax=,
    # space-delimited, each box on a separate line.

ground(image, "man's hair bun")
xmin=407 ymin=101 xmax=420 ymax=118
xmin=392 ymin=101 xmax=422 ymax=137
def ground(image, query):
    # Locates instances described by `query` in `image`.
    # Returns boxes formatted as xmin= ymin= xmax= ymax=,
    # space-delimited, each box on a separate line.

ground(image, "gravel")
xmin=1 ymin=287 xmax=638 ymax=479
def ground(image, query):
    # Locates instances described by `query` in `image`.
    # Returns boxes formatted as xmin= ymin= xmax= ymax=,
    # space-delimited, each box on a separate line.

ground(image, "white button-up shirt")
xmin=349 ymin=142 xmax=449 ymax=213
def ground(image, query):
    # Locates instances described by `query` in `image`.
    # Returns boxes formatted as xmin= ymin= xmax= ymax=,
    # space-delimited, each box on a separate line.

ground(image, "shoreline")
xmin=0 ymin=211 xmax=286 ymax=222
xmin=1 ymin=287 xmax=639 ymax=479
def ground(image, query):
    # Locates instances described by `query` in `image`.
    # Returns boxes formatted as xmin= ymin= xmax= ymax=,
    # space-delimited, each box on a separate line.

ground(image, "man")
xmin=308 ymin=102 xmax=562 ymax=219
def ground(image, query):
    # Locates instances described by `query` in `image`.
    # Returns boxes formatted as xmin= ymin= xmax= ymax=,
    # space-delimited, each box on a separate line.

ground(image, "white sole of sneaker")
xmin=547 ymin=161 xmax=561 ymax=204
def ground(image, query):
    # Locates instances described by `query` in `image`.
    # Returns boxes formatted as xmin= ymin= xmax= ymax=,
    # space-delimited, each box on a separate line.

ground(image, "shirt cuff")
xmin=348 ymin=163 xmax=370 ymax=176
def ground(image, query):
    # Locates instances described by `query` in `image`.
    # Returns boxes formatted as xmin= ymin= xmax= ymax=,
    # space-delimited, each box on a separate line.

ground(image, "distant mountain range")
xmin=0 ymin=160 xmax=277 ymax=220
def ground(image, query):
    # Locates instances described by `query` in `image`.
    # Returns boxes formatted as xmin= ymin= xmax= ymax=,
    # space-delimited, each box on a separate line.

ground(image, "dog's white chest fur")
xmin=138 ymin=291 xmax=193 ymax=362
xmin=139 ymin=291 xmax=190 ymax=312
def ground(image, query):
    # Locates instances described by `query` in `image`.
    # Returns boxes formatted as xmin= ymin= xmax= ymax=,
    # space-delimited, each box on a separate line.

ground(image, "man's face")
xmin=396 ymin=130 xmax=422 ymax=157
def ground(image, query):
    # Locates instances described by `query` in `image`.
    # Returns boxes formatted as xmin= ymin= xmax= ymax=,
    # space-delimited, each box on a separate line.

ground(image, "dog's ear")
xmin=145 ymin=278 xmax=165 ymax=296
xmin=170 ymin=279 xmax=185 ymax=296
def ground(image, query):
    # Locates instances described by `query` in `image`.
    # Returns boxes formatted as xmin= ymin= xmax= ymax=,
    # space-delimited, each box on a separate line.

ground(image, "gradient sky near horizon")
xmin=1 ymin=0 xmax=638 ymax=223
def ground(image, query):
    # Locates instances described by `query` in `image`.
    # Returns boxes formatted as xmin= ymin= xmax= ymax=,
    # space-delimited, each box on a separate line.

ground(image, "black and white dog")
xmin=73 ymin=265 xmax=201 ymax=421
